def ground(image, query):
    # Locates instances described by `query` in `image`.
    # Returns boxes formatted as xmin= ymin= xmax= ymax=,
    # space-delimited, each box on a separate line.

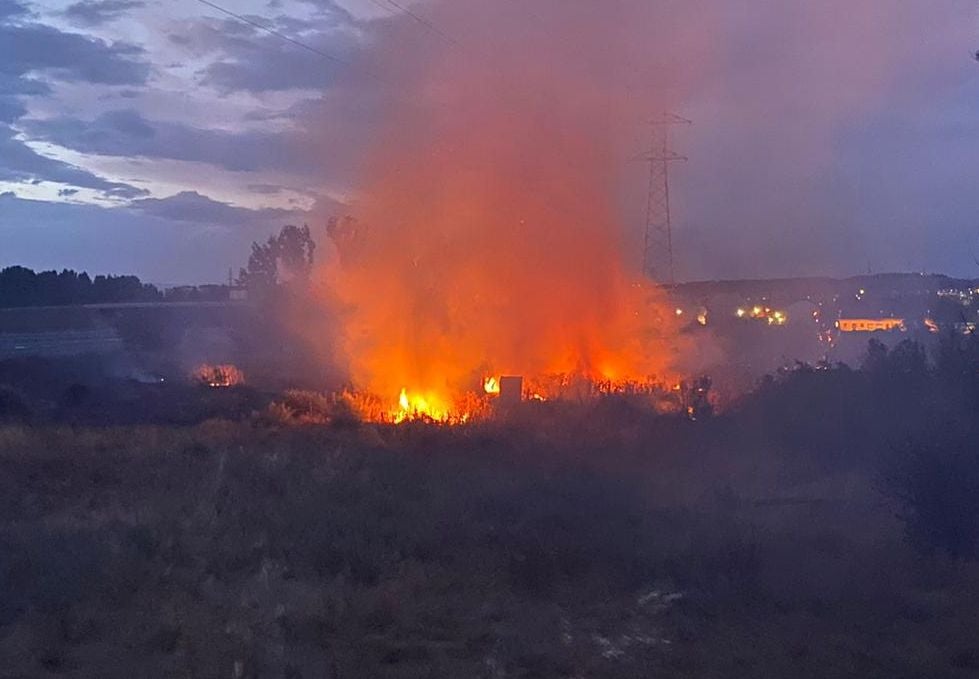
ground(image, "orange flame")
xmin=192 ymin=364 xmax=244 ymax=388
xmin=309 ymin=2 xmax=688 ymax=421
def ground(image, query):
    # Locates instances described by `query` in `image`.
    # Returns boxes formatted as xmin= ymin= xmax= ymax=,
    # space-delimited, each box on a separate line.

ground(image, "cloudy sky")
xmin=0 ymin=0 xmax=977 ymax=284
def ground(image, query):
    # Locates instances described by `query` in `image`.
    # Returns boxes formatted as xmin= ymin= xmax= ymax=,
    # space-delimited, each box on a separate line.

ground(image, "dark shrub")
xmin=0 ymin=384 xmax=31 ymax=422
xmin=61 ymin=383 xmax=90 ymax=408
xmin=883 ymin=425 xmax=979 ymax=559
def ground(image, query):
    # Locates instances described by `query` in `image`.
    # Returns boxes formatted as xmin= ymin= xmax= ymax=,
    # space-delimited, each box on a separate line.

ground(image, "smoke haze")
xmin=305 ymin=0 xmax=974 ymax=408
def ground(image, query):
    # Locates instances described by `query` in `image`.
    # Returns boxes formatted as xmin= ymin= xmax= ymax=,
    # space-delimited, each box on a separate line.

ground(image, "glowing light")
xmin=675 ymin=308 xmax=684 ymax=316
xmin=393 ymin=388 xmax=454 ymax=423
xmin=193 ymin=364 xmax=244 ymax=388
xmin=838 ymin=318 xmax=906 ymax=333
xmin=741 ymin=306 xmax=787 ymax=326
xmin=484 ymin=377 xmax=500 ymax=395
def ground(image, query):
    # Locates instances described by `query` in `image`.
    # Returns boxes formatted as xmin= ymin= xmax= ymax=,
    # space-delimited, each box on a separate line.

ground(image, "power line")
xmin=193 ymin=0 xmax=356 ymax=66
xmin=367 ymin=0 xmax=460 ymax=47
xmin=363 ymin=0 xmax=398 ymax=16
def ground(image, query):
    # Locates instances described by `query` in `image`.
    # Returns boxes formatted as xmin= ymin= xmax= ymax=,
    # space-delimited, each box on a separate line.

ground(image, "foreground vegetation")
xmin=2 ymin=337 xmax=979 ymax=677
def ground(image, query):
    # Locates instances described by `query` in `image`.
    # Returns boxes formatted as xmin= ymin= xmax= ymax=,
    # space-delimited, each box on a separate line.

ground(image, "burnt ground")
xmin=1 ymin=405 xmax=979 ymax=679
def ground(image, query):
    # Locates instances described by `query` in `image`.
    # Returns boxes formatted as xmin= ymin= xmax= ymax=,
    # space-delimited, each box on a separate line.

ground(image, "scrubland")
xmin=2 ymin=338 xmax=979 ymax=677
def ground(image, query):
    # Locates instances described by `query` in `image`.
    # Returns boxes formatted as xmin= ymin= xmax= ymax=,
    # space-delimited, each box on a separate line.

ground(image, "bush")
xmin=263 ymin=389 xmax=351 ymax=426
xmin=0 ymin=385 xmax=31 ymax=423
xmin=883 ymin=425 xmax=979 ymax=558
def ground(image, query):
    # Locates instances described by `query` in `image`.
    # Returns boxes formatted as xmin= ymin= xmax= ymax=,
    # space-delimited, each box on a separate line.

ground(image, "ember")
xmin=192 ymin=364 xmax=245 ymax=388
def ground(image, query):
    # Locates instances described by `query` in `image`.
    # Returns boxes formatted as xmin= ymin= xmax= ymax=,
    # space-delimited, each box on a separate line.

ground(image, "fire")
xmin=192 ymin=364 xmax=244 ymax=388
xmin=740 ymin=305 xmax=787 ymax=326
xmin=306 ymin=0 xmax=690 ymax=421
xmin=394 ymin=387 xmax=467 ymax=423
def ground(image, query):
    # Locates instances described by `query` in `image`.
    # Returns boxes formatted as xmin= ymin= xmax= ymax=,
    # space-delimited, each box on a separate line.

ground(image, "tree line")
xmin=0 ymin=222 xmax=325 ymax=309
xmin=0 ymin=266 xmax=239 ymax=308
xmin=0 ymin=266 xmax=162 ymax=308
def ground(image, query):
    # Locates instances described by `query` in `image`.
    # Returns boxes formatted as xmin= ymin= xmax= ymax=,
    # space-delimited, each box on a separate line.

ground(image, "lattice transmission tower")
xmin=636 ymin=113 xmax=691 ymax=286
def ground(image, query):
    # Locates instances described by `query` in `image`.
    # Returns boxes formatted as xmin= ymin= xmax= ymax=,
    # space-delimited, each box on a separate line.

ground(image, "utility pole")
xmin=636 ymin=113 xmax=691 ymax=286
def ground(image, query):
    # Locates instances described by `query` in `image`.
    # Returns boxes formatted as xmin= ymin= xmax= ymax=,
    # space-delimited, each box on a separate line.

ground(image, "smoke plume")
xmin=306 ymin=0 xmax=970 ymax=412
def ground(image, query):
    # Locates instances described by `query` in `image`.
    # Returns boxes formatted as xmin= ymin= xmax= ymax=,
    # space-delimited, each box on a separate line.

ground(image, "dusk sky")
xmin=0 ymin=0 xmax=977 ymax=285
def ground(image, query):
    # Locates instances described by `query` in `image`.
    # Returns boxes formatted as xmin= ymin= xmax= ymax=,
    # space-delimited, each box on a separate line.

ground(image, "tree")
xmin=238 ymin=224 xmax=316 ymax=294
xmin=884 ymin=425 xmax=979 ymax=559
xmin=0 ymin=266 xmax=161 ymax=307
xmin=326 ymin=215 xmax=367 ymax=266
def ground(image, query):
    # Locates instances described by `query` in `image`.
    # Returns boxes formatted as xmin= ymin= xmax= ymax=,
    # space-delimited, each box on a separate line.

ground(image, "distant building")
xmin=229 ymin=287 xmax=248 ymax=302
xmin=836 ymin=318 xmax=905 ymax=333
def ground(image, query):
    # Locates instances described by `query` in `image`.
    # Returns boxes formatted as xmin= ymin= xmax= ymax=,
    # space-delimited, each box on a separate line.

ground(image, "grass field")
xmin=2 ymin=405 xmax=979 ymax=678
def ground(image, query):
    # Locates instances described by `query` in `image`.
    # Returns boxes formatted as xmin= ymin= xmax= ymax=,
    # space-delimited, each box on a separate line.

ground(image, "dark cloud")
xmin=129 ymin=190 xmax=301 ymax=227
xmin=0 ymin=124 xmax=147 ymax=198
xmin=167 ymin=11 xmax=361 ymax=93
xmin=0 ymin=22 xmax=149 ymax=85
xmin=0 ymin=31 xmax=51 ymax=126
xmin=0 ymin=73 xmax=50 ymax=96
xmin=201 ymin=50 xmax=342 ymax=93
xmin=247 ymin=183 xmax=284 ymax=195
xmin=23 ymin=108 xmax=322 ymax=175
xmin=293 ymin=0 xmax=355 ymax=23
xmin=0 ymin=0 xmax=27 ymax=21
xmin=0 ymin=193 xmax=293 ymax=284
xmin=0 ymin=97 xmax=26 ymax=123
xmin=63 ymin=1 xmax=144 ymax=26
xmin=0 ymin=73 xmax=49 ymax=124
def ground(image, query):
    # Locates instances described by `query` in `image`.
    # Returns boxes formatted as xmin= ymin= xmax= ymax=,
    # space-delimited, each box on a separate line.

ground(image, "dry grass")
xmin=0 ymin=414 xmax=977 ymax=678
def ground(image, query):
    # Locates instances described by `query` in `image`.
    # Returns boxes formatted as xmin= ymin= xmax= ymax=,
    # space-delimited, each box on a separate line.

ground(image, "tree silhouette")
xmin=238 ymin=224 xmax=316 ymax=295
xmin=0 ymin=266 xmax=161 ymax=307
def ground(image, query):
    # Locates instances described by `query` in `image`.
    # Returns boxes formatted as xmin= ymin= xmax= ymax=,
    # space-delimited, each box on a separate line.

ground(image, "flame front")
xmin=393 ymin=387 xmax=466 ymax=423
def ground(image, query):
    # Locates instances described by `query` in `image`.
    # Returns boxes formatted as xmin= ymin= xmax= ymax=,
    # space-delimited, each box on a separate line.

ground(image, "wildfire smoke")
xmin=310 ymin=0 xmax=697 ymax=421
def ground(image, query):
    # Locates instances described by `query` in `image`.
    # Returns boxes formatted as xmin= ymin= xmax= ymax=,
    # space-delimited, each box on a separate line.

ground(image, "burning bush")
xmin=192 ymin=364 xmax=245 ymax=389
xmin=263 ymin=389 xmax=391 ymax=427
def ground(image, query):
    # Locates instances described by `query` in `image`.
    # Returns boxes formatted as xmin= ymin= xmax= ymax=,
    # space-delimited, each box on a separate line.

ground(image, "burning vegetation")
xmin=315 ymin=246 xmax=688 ymax=423
xmin=192 ymin=364 xmax=245 ymax=389
xmin=311 ymin=2 xmax=691 ymax=424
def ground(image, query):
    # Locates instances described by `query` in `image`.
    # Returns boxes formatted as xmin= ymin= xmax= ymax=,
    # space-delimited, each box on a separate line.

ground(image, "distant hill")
xmin=674 ymin=273 xmax=979 ymax=300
